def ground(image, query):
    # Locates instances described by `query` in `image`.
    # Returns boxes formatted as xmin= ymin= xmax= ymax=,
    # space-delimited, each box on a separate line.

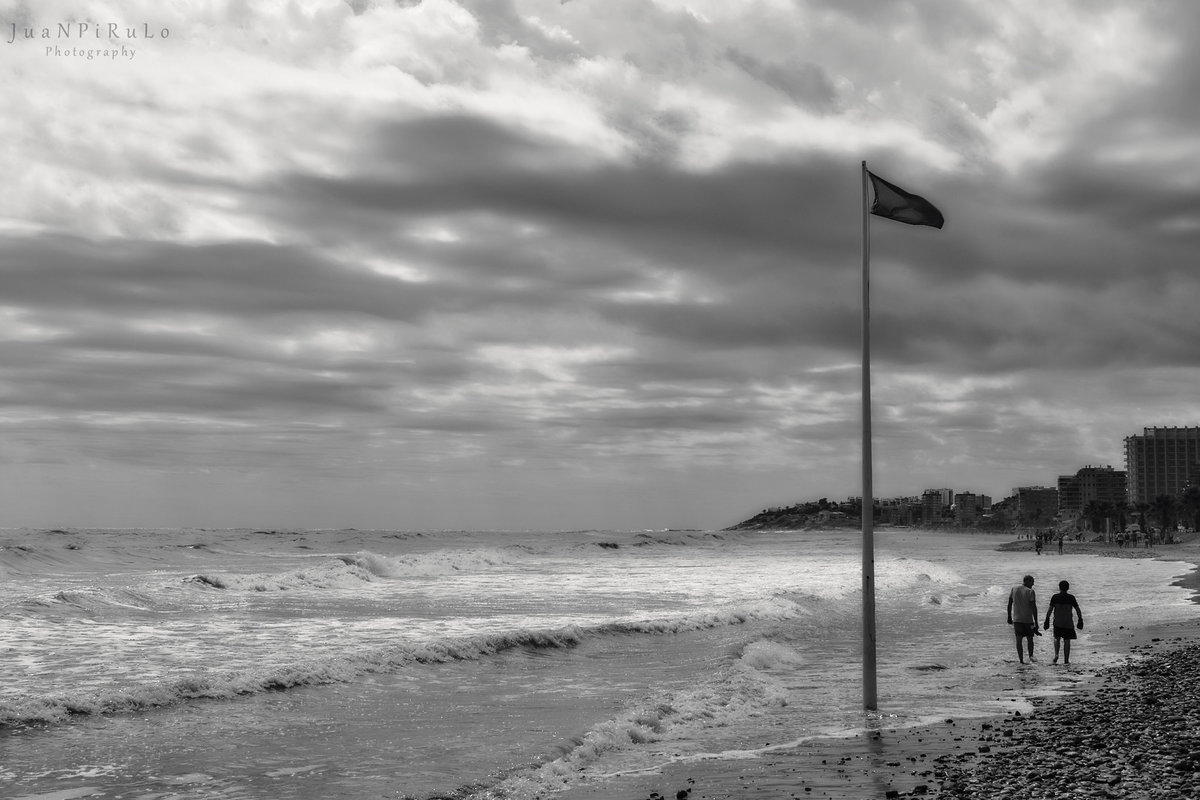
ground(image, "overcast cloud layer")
xmin=2 ymin=0 xmax=1198 ymax=530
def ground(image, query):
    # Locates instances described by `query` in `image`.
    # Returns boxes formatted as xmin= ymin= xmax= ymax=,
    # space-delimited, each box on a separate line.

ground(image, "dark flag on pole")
xmin=867 ymin=170 xmax=945 ymax=229
xmin=857 ymin=161 xmax=945 ymax=711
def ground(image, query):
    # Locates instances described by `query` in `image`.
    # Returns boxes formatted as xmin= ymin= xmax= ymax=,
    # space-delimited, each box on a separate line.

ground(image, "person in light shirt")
xmin=1006 ymin=574 xmax=1040 ymax=663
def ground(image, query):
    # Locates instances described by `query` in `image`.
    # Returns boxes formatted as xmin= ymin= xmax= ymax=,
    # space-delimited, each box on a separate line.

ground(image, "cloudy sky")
xmin=1 ymin=0 xmax=1197 ymax=531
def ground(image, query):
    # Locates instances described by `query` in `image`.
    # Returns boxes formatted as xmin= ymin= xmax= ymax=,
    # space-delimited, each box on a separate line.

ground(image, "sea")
xmin=1 ymin=526 xmax=1197 ymax=800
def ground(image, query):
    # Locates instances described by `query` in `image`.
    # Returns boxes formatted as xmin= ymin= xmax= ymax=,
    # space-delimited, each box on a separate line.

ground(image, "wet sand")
xmin=555 ymin=627 xmax=1200 ymax=800
xmin=552 ymin=539 xmax=1200 ymax=800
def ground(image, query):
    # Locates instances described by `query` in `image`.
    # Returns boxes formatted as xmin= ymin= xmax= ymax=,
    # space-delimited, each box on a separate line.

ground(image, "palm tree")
xmin=1181 ymin=487 xmax=1200 ymax=533
xmin=1133 ymin=501 xmax=1151 ymax=540
xmin=1099 ymin=501 xmax=1117 ymax=541
xmin=1153 ymin=495 xmax=1179 ymax=543
xmin=1081 ymin=501 xmax=1101 ymax=536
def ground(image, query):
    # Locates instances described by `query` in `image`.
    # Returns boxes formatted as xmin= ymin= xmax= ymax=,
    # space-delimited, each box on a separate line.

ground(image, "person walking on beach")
xmin=1007 ymin=574 xmax=1040 ymax=663
xmin=1044 ymin=580 xmax=1084 ymax=665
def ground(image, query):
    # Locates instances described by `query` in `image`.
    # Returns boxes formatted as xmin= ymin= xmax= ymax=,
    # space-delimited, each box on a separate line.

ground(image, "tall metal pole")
xmin=861 ymin=161 xmax=877 ymax=711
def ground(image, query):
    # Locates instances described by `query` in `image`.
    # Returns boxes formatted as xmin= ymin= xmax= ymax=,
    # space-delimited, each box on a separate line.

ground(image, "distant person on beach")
xmin=1007 ymin=574 xmax=1040 ymax=663
xmin=1035 ymin=535 xmax=1043 ymax=555
xmin=1057 ymin=535 xmax=1064 ymax=555
xmin=1044 ymin=580 xmax=1084 ymax=665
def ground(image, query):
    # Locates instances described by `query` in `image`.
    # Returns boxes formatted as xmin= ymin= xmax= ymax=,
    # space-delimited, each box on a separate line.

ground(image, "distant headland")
xmin=725 ymin=499 xmax=874 ymax=531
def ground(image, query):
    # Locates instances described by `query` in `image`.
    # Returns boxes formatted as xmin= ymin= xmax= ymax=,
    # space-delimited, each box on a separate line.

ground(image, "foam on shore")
xmin=552 ymin=540 xmax=1200 ymax=800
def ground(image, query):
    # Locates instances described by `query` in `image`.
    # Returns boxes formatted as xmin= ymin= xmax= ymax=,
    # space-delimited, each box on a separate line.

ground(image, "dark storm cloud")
xmin=546 ymin=403 xmax=753 ymax=432
xmin=1104 ymin=1 xmax=1200 ymax=134
xmin=253 ymin=105 xmax=1200 ymax=385
xmin=780 ymin=419 xmax=859 ymax=444
xmin=0 ymin=235 xmax=439 ymax=321
xmin=1021 ymin=156 xmax=1200 ymax=243
xmin=725 ymin=49 xmax=840 ymax=111
xmin=0 ymin=232 xmax=557 ymax=424
xmin=579 ymin=350 xmax=810 ymax=387
xmin=596 ymin=291 xmax=857 ymax=351
xmin=278 ymin=117 xmax=855 ymax=266
xmin=0 ymin=337 xmax=393 ymax=417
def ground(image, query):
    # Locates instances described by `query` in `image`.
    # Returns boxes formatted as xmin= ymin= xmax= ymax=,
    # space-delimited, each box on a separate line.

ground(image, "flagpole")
xmin=861 ymin=160 xmax=877 ymax=711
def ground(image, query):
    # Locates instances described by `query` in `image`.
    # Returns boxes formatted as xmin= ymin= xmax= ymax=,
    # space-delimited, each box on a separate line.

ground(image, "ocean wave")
xmin=185 ymin=560 xmax=378 ymax=592
xmin=0 ymin=543 xmax=79 ymax=574
xmin=0 ymin=626 xmax=588 ymax=728
xmin=4 ymin=585 xmax=189 ymax=620
xmin=344 ymin=548 xmax=526 ymax=577
xmin=0 ymin=595 xmax=808 ymax=730
xmin=183 ymin=547 xmax=530 ymax=592
xmin=739 ymin=639 xmax=806 ymax=670
xmin=48 ymin=588 xmax=184 ymax=615
xmin=630 ymin=531 xmax=731 ymax=547
xmin=595 ymin=597 xmax=803 ymax=637
xmin=464 ymin=640 xmax=794 ymax=799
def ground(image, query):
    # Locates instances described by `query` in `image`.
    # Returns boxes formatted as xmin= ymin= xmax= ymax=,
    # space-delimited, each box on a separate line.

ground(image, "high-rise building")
xmin=1058 ymin=465 xmax=1128 ymax=516
xmin=1124 ymin=427 xmax=1200 ymax=504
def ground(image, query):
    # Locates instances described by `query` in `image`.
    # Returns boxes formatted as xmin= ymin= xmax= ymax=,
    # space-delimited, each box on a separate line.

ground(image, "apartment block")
xmin=1124 ymin=426 xmax=1200 ymax=504
xmin=1057 ymin=465 xmax=1128 ymax=517
xmin=921 ymin=489 xmax=944 ymax=524
xmin=1013 ymin=486 xmax=1059 ymax=525
xmin=954 ymin=492 xmax=977 ymax=526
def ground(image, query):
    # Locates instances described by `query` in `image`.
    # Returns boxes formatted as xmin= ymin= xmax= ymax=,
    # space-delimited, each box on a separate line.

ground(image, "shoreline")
xmin=553 ymin=539 xmax=1200 ymax=800
xmin=996 ymin=534 xmax=1200 ymax=602
xmin=555 ymin=623 xmax=1200 ymax=800
xmin=929 ymin=625 xmax=1200 ymax=799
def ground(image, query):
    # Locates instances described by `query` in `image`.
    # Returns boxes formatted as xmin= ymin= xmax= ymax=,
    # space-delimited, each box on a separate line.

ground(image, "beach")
xmin=3 ymin=528 xmax=1197 ymax=799
xmin=554 ymin=536 xmax=1200 ymax=800
xmin=554 ymin=625 xmax=1200 ymax=800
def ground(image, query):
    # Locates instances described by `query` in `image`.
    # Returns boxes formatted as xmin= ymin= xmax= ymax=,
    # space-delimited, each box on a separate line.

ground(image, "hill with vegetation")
xmin=725 ymin=499 xmax=860 ymax=531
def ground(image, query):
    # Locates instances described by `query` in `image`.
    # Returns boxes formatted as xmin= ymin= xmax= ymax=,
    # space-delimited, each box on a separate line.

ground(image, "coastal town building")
xmin=954 ymin=492 xmax=977 ymax=526
xmin=1125 ymin=426 xmax=1200 ymax=504
xmin=742 ymin=426 xmax=1198 ymax=531
xmin=1013 ymin=486 xmax=1058 ymax=526
xmin=955 ymin=494 xmax=993 ymax=513
xmin=878 ymin=496 xmax=920 ymax=526
xmin=921 ymin=489 xmax=944 ymax=524
xmin=1057 ymin=465 xmax=1128 ymax=522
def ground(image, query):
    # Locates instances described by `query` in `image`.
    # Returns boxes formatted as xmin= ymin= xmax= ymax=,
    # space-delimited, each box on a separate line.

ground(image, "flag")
xmin=867 ymin=170 xmax=944 ymax=229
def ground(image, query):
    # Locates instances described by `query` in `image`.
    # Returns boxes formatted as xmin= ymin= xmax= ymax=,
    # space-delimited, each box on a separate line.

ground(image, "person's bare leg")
xmin=1053 ymin=637 xmax=1060 ymax=664
xmin=1063 ymin=639 xmax=1071 ymax=665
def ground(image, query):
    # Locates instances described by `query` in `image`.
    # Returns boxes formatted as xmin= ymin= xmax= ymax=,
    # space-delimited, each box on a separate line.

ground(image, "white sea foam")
xmin=181 ymin=547 xmax=531 ymax=593
xmin=739 ymin=640 xmax=806 ymax=670
xmin=0 ymin=624 xmax=585 ymax=726
xmin=473 ymin=640 xmax=798 ymax=799
xmin=10 ymin=788 xmax=105 ymax=800
xmin=0 ymin=589 xmax=828 ymax=728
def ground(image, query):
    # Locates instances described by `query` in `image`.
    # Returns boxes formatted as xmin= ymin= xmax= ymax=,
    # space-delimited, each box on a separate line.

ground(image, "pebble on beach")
xmin=930 ymin=638 xmax=1200 ymax=799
